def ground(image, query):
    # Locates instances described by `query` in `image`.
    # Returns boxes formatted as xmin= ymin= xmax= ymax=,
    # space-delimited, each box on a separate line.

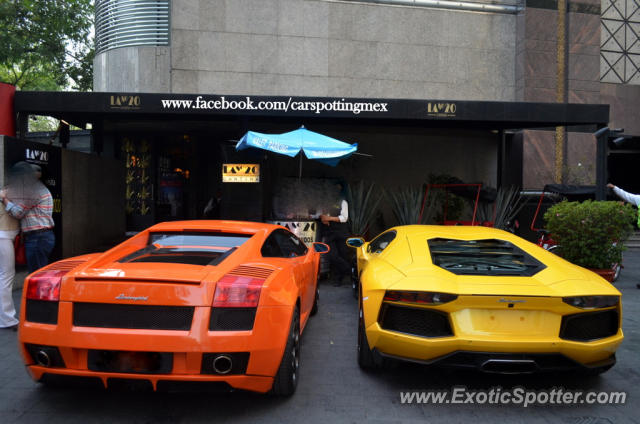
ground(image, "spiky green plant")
xmin=493 ymin=186 xmax=527 ymax=230
xmin=476 ymin=186 xmax=527 ymax=230
xmin=386 ymin=186 xmax=429 ymax=226
xmin=347 ymin=181 xmax=383 ymax=236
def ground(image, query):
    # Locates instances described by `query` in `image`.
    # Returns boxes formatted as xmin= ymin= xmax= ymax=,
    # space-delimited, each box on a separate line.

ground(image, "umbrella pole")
xmin=299 ymin=154 xmax=302 ymax=181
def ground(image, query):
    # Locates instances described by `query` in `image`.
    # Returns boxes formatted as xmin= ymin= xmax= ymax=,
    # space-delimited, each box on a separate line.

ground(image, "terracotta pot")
xmin=588 ymin=268 xmax=615 ymax=282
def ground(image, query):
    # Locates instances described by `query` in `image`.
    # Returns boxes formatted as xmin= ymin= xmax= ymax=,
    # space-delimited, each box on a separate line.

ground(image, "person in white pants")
xmin=0 ymin=200 xmax=19 ymax=330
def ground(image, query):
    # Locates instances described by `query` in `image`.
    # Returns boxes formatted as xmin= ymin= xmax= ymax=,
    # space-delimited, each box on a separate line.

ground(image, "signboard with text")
xmin=268 ymin=220 xmax=317 ymax=246
xmin=14 ymin=91 xmax=610 ymax=128
xmin=222 ymin=163 xmax=260 ymax=183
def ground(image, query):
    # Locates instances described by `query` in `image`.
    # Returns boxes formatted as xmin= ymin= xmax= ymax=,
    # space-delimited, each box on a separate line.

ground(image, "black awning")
xmin=14 ymin=91 xmax=610 ymax=131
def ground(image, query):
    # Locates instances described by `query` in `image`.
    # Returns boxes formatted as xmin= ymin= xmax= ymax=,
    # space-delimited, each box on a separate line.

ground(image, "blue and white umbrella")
xmin=236 ymin=126 xmax=358 ymax=167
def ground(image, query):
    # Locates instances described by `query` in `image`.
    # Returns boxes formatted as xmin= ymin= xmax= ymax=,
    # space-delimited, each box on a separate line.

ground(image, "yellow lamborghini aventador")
xmin=347 ymin=225 xmax=623 ymax=375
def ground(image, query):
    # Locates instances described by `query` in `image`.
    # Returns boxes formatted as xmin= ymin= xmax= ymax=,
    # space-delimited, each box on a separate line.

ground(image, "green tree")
xmin=0 ymin=0 xmax=94 ymax=91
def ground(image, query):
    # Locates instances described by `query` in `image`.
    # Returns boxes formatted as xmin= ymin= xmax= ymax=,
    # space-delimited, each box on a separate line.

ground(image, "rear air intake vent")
xmin=560 ymin=309 xmax=619 ymax=341
xmin=210 ymin=308 xmax=256 ymax=331
xmin=45 ymin=260 xmax=87 ymax=272
xmin=379 ymin=304 xmax=453 ymax=338
xmin=228 ymin=266 xmax=273 ymax=279
xmin=26 ymin=300 xmax=59 ymax=324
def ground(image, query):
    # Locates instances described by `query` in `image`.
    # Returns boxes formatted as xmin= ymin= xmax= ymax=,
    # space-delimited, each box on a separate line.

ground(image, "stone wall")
xmin=94 ymin=47 xmax=171 ymax=92
xmin=600 ymin=83 xmax=640 ymax=135
xmin=518 ymin=0 xmax=602 ymax=188
xmin=95 ymin=0 xmax=518 ymax=101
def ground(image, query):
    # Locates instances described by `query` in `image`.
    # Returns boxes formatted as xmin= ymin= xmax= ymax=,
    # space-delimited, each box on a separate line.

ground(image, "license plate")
xmin=88 ymin=350 xmax=172 ymax=374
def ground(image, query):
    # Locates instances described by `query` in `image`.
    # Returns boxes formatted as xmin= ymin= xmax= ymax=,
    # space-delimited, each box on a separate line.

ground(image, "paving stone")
xmin=0 ymin=255 xmax=638 ymax=422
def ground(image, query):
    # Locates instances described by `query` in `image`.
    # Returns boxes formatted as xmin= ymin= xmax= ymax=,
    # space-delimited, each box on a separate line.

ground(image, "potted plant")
xmin=543 ymin=200 xmax=635 ymax=281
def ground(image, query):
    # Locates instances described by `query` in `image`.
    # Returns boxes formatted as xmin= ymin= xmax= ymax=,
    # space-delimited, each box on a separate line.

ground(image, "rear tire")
xmin=270 ymin=306 xmax=300 ymax=396
xmin=357 ymin=307 xmax=376 ymax=369
xmin=351 ymin=266 xmax=359 ymax=299
xmin=310 ymin=287 xmax=319 ymax=316
xmin=352 ymin=278 xmax=358 ymax=299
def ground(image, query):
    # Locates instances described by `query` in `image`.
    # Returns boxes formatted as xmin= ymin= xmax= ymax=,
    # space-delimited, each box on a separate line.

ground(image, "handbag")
xmin=14 ymin=233 xmax=26 ymax=265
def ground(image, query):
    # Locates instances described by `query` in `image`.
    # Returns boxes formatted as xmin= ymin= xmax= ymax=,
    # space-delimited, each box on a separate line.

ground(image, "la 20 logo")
xmin=26 ymin=148 xmax=48 ymax=162
xmin=223 ymin=165 xmax=258 ymax=175
xmin=427 ymin=103 xmax=456 ymax=114
xmin=110 ymin=95 xmax=141 ymax=107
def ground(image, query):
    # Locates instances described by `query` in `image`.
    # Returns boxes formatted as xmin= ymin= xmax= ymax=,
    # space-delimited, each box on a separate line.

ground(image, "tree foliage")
xmin=0 ymin=0 xmax=94 ymax=91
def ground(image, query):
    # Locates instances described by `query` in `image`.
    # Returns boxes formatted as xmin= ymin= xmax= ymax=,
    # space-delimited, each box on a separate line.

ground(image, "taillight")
xmin=213 ymin=275 xmax=264 ymax=307
xmin=383 ymin=290 xmax=457 ymax=305
xmin=26 ymin=270 xmax=68 ymax=301
xmin=563 ymin=296 xmax=619 ymax=309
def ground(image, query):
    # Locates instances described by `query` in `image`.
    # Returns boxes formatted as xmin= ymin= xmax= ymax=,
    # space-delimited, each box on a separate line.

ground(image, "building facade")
xmin=5 ymin=0 xmax=634 ymax=255
xmin=93 ymin=0 xmax=640 ymax=189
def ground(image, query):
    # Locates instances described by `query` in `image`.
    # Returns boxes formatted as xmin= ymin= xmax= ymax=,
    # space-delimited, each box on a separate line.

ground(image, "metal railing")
xmin=95 ymin=0 xmax=170 ymax=53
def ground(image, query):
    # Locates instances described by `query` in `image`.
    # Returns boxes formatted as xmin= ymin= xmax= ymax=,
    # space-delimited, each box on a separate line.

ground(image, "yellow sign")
xmin=109 ymin=95 xmax=142 ymax=110
xmin=427 ymin=102 xmax=456 ymax=117
xmin=222 ymin=164 xmax=260 ymax=183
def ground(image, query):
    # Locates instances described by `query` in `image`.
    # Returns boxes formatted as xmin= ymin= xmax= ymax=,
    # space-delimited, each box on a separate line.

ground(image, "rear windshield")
xmin=118 ymin=232 xmax=252 ymax=266
xmin=428 ymin=238 xmax=546 ymax=276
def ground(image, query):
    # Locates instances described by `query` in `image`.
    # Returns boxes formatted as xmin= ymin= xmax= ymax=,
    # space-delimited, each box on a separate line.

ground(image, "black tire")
xmin=352 ymin=278 xmax=359 ymax=299
xmin=357 ymin=306 xmax=376 ymax=369
xmin=270 ymin=306 xmax=300 ymax=396
xmin=351 ymin=265 xmax=359 ymax=299
xmin=310 ymin=287 xmax=319 ymax=316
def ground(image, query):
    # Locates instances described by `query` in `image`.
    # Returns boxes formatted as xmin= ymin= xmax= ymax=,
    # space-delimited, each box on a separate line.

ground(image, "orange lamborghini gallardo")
xmin=18 ymin=221 xmax=328 ymax=395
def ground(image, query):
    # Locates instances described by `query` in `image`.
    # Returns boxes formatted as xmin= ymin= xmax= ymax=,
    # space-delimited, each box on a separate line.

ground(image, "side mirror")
xmin=312 ymin=242 xmax=330 ymax=254
xmin=346 ymin=237 xmax=365 ymax=248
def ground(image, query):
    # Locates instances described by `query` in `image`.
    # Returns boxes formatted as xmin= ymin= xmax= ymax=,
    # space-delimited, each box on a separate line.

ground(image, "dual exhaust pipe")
xmin=33 ymin=347 xmax=236 ymax=374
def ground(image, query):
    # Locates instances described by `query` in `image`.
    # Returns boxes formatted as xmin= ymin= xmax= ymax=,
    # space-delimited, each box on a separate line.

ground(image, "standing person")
xmin=203 ymin=188 xmax=223 ymax=219
xmin=319 ymin=184 xmax=351 ymax=286
xmin=607 ymin=183 xmax=640 ymax=289
xmin=0 ymin=163 xmax=55 ymax=273
xmin=0 ymin=193 xmax=19 ymax=331
xmin=608 ymin=183 xmax=640 ymax=213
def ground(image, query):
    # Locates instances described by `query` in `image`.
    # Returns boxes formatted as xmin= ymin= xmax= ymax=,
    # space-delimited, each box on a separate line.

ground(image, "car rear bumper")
xmin=18 ymin=304 xmax=293 ymax=393
xmin=375 ymin=349 xmax=616 ymax=373
xmin=25 ymin=366 xmax=275 ymax=392
xmin=366 ymin=323 xmax=624 ymax=369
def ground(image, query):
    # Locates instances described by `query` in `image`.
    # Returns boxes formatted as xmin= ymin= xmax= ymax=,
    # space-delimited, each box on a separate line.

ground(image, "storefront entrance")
xmin=10 ymin=91 xmax=611 ymax=246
